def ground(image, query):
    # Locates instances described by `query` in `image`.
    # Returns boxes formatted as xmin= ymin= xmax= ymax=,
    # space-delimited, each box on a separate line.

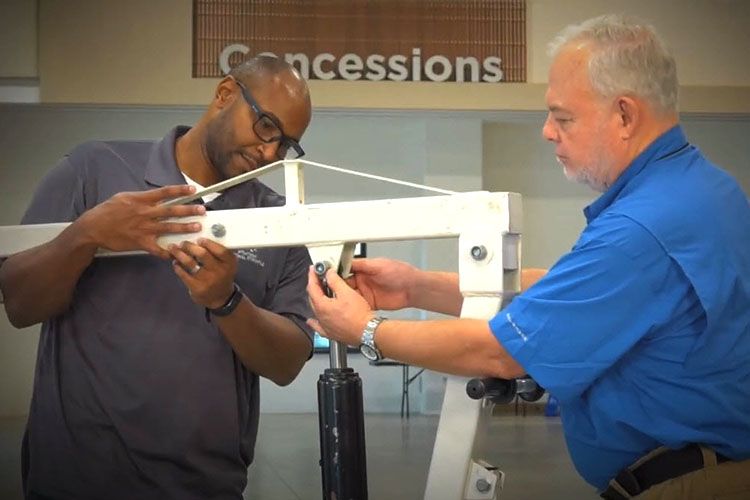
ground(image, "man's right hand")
xmin=1 ymin=184 xmax=206 ymax=328
xmin=344 ymin=258 xmax=417 ymax=311
xmin=75 ymin=185 xmax=205 ymax=259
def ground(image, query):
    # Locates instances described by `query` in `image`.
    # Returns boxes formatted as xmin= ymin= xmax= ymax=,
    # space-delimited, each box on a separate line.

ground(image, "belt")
xmin=600 ymin=444 xmax=731 ymax=500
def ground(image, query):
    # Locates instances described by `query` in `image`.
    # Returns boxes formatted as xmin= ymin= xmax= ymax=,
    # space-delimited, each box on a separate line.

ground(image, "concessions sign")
xmin=193 ymin=0 xmax=526 ymax=83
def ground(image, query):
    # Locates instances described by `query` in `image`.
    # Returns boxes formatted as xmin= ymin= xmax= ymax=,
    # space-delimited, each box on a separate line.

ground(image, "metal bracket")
xmin=465 ymin=460 xmax=505 ymax=500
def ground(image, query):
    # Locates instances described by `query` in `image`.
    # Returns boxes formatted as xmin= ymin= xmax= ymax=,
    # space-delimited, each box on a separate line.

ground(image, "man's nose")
xmin=542 ymin=114 xmax=558 ymax=142
xmin=258 ymin=141 xmax=281 ymax=162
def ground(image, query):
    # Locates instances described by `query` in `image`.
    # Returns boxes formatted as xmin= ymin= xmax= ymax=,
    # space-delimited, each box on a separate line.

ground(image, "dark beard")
xmin=204 ymin=112 xmax=235 ymax=181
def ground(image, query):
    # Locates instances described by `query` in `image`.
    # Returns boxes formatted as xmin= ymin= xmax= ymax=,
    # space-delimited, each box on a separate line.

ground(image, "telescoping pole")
xmin=314 ymin=261 xmax=368 ymax=500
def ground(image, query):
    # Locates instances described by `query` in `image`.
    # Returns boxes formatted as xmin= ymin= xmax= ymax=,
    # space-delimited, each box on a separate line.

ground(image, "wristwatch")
xmin=208 ymin=283 xmax=244 ymax=317
xmin=359 ymin=316 xmax=387 ymax=361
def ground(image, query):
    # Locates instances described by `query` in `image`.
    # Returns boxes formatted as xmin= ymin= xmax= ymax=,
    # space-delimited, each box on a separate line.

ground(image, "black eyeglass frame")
xmin=233 ymin=78 xmax=305 ymax=160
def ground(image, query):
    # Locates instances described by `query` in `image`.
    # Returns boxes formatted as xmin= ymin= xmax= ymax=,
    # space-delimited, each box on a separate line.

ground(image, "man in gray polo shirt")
xmin=0 ymin=56 xmax=314 ymax=500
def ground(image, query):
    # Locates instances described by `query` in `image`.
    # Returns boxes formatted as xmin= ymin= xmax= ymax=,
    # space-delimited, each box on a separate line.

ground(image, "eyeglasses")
xmin=234 ymin=78 xmax=305 ymax=160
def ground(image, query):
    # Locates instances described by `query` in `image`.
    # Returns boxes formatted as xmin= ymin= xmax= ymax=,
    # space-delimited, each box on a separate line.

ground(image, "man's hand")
xmin=343 ymin=258 xmax=417 ymax=311
xmin=169 ymin=239 xmax=238 ymax=309
xmin=307 ymin=266 xmax=375 ymax=346
xmin=76 ymin=185 xmax=205 ymax=259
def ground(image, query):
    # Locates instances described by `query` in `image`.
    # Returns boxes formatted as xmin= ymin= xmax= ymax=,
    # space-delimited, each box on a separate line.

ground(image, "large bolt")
xmin=470 ymin=245 xmax=487 ymax=261
xmin=211 ymin=223 xmax=226 ymax=238
xmin=475 ymin=478 xmax=492 ymax=493
xmin=314 ymin=261 xmax=331 ymax=276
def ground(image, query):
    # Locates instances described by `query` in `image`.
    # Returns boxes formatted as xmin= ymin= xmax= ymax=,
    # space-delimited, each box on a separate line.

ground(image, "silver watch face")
xmin=360 ymin=343 xmax=379 ymax=361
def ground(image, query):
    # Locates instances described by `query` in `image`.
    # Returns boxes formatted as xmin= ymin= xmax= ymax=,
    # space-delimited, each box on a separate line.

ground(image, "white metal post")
xmin=284 ymin=161 xmax=304 ymax=206
xmin=423 ymin=225 xmax=521 ymax=500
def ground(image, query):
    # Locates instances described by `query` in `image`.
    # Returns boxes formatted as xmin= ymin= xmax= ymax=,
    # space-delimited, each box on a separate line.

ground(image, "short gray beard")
xmin=560 ymin=159 xmax=610 ymax=193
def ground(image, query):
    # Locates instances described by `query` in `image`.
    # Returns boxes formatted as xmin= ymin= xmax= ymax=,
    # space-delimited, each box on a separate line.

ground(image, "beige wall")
xmin=36 ymin=0 xmax=750 ymax=111
xmin=527 ymin=0 xmax=750 ymax=85
xmin=0 ymin=0 xmax=37 ymax=78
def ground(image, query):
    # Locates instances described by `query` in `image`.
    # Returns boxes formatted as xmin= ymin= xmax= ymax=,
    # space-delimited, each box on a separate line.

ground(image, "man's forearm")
xmin=375 ymin=318 xmax=524 ymax=379
xmin=214 ymin=299 xmax=311 ymax=386
xmin=409 ymin=271 xmax=463 ymax=315
xmin=0 ymin=223 xmax=97 ymax=328
xmin=407 ymin=268 xmax=549 ymax=316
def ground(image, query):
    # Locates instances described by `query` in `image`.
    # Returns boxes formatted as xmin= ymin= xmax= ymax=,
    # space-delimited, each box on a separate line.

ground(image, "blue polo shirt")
xmin=490 ymin=126 xmax=750 ymax=490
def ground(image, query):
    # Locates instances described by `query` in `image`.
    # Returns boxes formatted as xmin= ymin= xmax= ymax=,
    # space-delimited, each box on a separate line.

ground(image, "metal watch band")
xmin=208 ymin=283 xmax=243 ymax=317
xmin=360 ymin=316 xmax=387 ymax=360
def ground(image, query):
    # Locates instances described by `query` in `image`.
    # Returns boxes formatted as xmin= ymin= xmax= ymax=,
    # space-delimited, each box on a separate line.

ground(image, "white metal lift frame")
xmin=0 ymin=160 xmax=522 ymax=500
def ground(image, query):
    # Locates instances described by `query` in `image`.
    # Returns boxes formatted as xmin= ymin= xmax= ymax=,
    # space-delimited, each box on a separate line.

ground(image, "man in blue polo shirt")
xmin=307 ymin=15 xmax=750 ymax=499
xmin=1 ymin=56 xmax=315 ymax=499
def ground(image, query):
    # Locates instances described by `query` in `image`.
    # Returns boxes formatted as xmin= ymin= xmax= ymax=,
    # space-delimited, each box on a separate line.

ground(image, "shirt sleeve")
xmin=21 ymin=152 xmax=87 ymax=225
xmin=489 ymin=215 xmax=688 ymax=402
xmin=261 ymin=245 xmax=315 ymax=354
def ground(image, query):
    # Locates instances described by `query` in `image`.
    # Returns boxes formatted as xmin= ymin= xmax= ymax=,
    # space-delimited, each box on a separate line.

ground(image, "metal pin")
xmin=313 ymin=261 xmax=334 ymax=298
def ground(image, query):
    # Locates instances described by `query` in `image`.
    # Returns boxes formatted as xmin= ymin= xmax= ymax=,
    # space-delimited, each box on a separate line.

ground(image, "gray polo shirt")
xmin=20 ymin=126 xmax=314 ymax=500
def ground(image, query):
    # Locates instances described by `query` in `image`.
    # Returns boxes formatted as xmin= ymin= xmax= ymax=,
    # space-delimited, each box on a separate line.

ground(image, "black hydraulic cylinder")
xmin=318 ymin=367 xmax=368 ymax=500
xmin=516 ymin=376 xmax=546 ymax=402
xmin=466 ymin=377 xmax=517 ymax=404
xmin=466 ymin=376 xmax=545 ymax=405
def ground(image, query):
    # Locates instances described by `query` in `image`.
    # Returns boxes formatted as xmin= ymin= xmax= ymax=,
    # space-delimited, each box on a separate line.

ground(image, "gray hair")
xmin=548 ymin=14 xmax=679 ymax=114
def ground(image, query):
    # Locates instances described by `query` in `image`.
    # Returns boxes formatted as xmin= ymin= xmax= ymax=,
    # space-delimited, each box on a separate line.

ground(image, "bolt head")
xmin=476 ymin=478 xmax=491 ymax=493
xmin=314 ymin=262 xmax=329 ymax=275
xmin=470 ymin=245 xmax=487 ymax=260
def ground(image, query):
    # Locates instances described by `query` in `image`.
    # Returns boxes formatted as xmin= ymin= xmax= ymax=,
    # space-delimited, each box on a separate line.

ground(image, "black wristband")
xmin=207 ymin=283 xmax=243 ymax=317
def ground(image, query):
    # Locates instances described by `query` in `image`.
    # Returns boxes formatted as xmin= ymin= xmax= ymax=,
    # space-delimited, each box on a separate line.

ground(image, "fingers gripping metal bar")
xmin=308 ymin=243 xmax=356 ymax=370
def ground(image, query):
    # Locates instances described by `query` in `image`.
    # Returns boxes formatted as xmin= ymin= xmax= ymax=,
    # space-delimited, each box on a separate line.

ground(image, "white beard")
xmin=559 ymin=158 xmax=610 ymax=193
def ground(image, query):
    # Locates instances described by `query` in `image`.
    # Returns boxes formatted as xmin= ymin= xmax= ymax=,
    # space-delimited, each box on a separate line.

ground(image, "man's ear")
xmin=214 ymin=76 xmax=236 ymax=109
xmin=616 ymin=95 xmax=639 ymax=139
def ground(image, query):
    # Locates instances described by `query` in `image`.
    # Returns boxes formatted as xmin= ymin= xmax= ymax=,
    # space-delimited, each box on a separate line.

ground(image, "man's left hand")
xmin=169 ymin=239 xmax=238 ymax=309
xmin=307 ymin=267 xmax=374 ymax=346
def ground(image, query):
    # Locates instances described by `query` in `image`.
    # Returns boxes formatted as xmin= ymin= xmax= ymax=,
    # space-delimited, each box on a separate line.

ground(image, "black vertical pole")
xmin=315 ymin=262 xmax=368 ymax=500
xmin=317 ymin=368 xmax=368 ymax=499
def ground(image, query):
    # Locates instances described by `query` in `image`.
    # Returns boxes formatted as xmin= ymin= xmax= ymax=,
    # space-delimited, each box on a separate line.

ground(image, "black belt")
xmin=600 ymin=444 xmax=731 ymax=500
